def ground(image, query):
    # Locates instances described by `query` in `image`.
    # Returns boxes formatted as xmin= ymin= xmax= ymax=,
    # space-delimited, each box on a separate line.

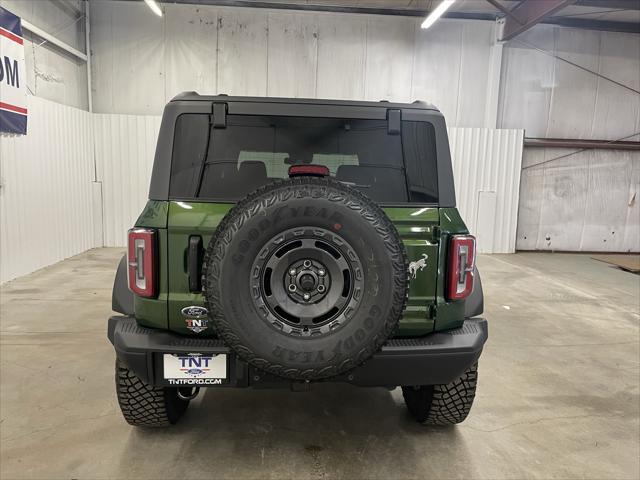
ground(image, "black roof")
xmin=170 ymin=91 xmax=440 ymax=112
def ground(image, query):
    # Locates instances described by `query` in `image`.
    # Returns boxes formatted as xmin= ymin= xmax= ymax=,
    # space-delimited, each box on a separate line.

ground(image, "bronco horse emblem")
xmin=408 ymin=254 xmax=429 ymax=279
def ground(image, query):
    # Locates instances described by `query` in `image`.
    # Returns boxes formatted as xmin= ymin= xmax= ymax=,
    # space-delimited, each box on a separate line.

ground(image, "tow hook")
xmin=177 ymin=386 xmax=200 ymax=401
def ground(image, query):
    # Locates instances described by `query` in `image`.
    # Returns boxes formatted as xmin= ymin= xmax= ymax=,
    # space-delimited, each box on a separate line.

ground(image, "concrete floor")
xmin=1 ymin=248 xmax=638 ymax=480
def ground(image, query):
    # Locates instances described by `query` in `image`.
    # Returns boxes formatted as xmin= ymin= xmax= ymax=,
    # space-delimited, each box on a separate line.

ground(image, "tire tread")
xmin=402 ymin=363 xmax=478 ymax=425
xmin=115 ymin=360 xmax=187 ymax=427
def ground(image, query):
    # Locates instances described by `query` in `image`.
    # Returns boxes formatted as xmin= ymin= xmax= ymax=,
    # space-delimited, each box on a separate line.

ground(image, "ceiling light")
xmin=144 ymin=0 xmax=163 ymax=17
xmin=421 ymin=0 xmax=455 ymax=29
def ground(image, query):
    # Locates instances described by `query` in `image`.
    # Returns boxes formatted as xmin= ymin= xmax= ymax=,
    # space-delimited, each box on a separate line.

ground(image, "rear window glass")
xmin=170 ymin=114 xmax=438 ymax=204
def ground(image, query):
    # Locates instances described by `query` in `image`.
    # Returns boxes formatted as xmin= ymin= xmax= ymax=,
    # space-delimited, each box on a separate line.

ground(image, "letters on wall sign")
xmin=0 ymin=7 xmax=27 ymax=135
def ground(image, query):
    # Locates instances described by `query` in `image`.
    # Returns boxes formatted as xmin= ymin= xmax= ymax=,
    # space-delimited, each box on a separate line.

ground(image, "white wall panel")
xmin=163 ymin=4 xmax=218 ymax=103
xmin=412 ymin=21 xmax=462 ymax=127
xmin=455 ymin=21 xmax=495 ymax=127
xmin=592 ymin=31 xmax=640 ymax=140
xmin=315 ymin=12 xmax=367 ymax=100
xmin=0 ymin=96 xmax=96 ymax=283
xmin=93 ymin=113 xmax=161 ymax=247
xmin=547 ymin=28 xmax=600 ymax=139
xmin=498 ymin=25 xmax=557 ymax=138
xmin=90 ymin=0 xmax=165 ymax=114
xmin=517 ymin=148 xmax=640 ymax=252
xmin=88 ymin=1 xmax=639 ymax=140
xmin=499 ymin=26 xmax=640 ymax=140
xmin=267 ymin=12 xmax=318 ymax=98
xmin=89 ymin=2 xmax=498 ymax=125
xmin=23 ymin=37 xmax=89 ymax=110
xmin=217 ymin=8 xmax=268 ymax=96
xmin=364 ymin=15 xmax=415 ymax=103
xmin=412 ymin=20 xmax=496 ymax=127
xmin=448 ymin=127 xmax=524 ymax=254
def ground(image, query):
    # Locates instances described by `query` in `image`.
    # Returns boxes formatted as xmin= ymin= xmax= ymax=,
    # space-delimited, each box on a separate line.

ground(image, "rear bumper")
xmin=108 ymin=316 xmax=487 ymax=388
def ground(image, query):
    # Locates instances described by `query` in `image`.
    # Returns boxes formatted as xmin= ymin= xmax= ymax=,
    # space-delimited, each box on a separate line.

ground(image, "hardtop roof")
xmin=170 ymin=91 xmax=441 ymax=113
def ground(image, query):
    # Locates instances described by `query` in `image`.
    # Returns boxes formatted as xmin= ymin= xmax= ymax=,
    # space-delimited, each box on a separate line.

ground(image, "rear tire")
xmin=402 ymin=363 xmax=478 ymax=425
xmin=115 ymin=359 xmax=190 ymax=427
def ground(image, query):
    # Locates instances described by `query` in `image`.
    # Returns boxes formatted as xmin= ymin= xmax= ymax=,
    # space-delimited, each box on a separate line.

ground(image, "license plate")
xmin=163 ymin=353 xmax=227 ymax=385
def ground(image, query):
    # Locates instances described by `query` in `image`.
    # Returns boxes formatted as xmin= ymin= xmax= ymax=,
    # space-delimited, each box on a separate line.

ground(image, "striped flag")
xmin=0 ymin=7 xmax=27 ymax=135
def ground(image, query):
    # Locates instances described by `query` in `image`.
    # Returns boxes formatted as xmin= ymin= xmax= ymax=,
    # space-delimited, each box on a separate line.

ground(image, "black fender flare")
xmin=112 ymin=255 xmax=134 ymax=315
xmin=464 ymin=267 xmax=484 ymax=318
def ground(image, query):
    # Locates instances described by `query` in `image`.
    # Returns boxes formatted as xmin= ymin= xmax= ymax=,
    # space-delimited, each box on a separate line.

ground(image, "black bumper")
xmin=108 ymin=316 xmax=487 ymax=388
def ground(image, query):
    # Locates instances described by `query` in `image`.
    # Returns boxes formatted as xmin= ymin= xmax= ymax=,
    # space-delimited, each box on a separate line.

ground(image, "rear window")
xmin=170 ymin=114 xmax=438 ymax=204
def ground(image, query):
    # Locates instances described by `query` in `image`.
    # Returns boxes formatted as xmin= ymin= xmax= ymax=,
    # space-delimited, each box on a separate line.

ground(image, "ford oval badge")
xmin=181 ymin=306 xmax=208 ymax=319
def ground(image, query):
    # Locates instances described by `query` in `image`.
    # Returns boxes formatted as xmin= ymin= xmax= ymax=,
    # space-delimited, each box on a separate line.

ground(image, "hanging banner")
xmin=0 ymin=7 xmax=27 ymax=135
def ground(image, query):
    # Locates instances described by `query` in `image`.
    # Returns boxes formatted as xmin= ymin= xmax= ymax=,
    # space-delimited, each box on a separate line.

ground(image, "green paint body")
xmin=132 ymin=200 xmax=470 ymax=336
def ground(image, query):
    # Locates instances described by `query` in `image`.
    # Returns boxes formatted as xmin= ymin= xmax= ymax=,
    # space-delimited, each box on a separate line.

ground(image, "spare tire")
xmin=202 ymin=176 xmax=408 ymax=380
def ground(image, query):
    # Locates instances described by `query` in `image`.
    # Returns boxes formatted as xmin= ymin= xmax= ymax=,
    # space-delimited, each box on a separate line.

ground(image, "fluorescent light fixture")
xmin=421 ymin=0 xmax=455 ymax=29
xmin=144 ymin=0 xmax=163 ymax=17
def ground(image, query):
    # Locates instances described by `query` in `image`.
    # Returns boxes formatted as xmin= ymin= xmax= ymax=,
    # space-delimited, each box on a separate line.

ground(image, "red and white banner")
xmin=0 ymin=6 xmax=27 ymax=134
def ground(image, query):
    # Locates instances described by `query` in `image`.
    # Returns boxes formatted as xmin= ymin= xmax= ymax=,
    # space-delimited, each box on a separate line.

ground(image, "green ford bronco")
xmin=108 ymin=93 xmax=487 ymax=427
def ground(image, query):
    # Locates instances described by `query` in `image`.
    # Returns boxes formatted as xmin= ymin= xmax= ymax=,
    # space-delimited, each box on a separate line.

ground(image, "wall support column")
xmin=484 ymin=19 xmax=505 ymax=129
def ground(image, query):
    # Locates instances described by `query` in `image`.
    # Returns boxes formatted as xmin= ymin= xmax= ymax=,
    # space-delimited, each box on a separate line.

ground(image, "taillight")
xmin=447 ymin=235 xmax=475 ymax=300
xmin=127 ymin=228 xmax=157 ymax=298
xmin=288 ymin=165 xmax=330 ymax=177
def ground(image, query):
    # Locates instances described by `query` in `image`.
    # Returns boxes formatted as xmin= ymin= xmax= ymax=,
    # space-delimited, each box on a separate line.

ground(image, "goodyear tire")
xmin=402 ymin=363 xmax=478 ymax=425
xmin=115 ymin=360 xmax=190 ymax=427
xmin=202 ymin=177 xmax=408 ymax=380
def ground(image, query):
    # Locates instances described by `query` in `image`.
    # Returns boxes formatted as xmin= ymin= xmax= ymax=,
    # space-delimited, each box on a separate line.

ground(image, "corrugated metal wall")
xmin=93 ymin=114 xmax=162 ymax=247
xmin=517 ymin=147 xmax=639 ymax=252
xmin=449 ymin=128 xmax=524 ymax=254
xmin=0 ymin=96 xmax=96 ymax=283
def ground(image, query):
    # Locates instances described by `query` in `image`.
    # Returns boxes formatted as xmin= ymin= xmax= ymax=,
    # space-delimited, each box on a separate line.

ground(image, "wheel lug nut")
xmin=289 ymin=268 xmax=296 ymax=276
xmin=317 ymin=285 xmax=325 ymax=293
xmin=288 ymin=284 xmax=297 ymax=292
xmin=303 ymin=293 xmax=310 ymax=300
xmin=318 ymin=269 xmax=325 ymax=276
xmin=303 ymin=260 xmax=312 ymax=268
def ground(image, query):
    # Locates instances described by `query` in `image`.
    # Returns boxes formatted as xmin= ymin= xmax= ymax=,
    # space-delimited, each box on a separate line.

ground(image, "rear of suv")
xmin=109 ymin=93 xmax=487 ymax=427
